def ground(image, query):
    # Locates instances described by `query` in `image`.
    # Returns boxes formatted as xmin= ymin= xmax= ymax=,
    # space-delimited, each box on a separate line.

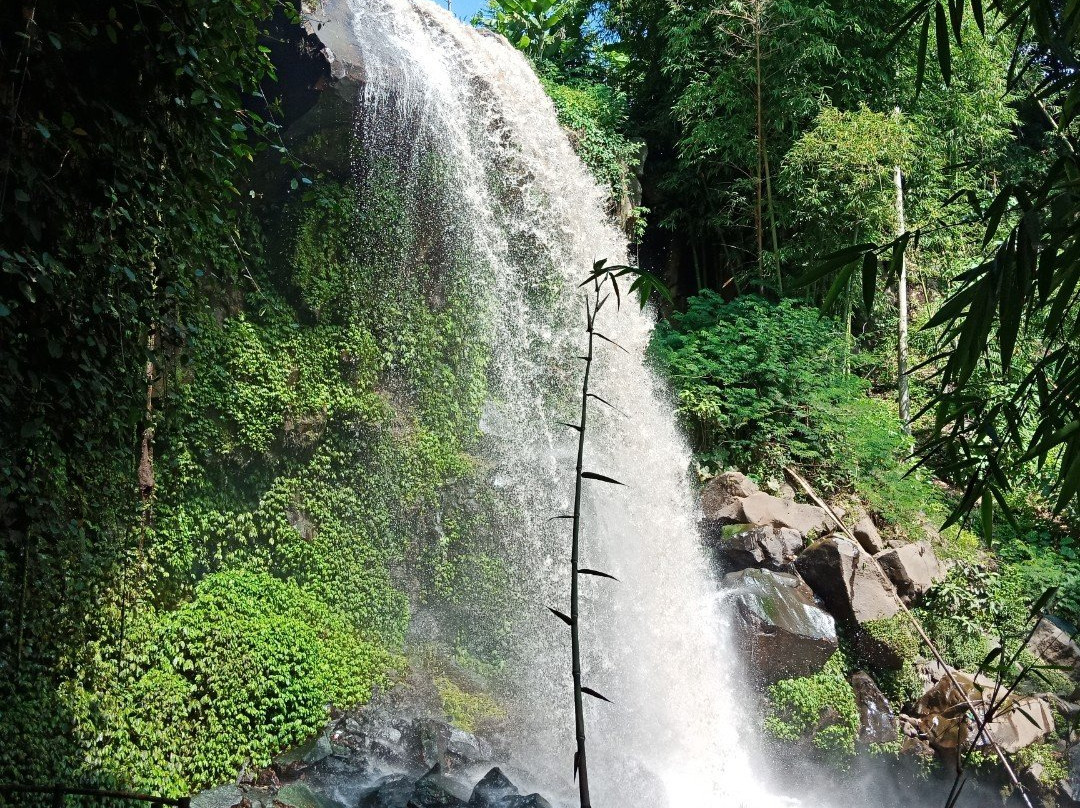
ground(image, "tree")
xmin=849 ymin=0 xmax=1080 ymax=522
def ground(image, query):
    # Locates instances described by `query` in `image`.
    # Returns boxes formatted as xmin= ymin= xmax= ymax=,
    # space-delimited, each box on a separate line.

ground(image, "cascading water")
xmin=340 ymin=1 xmax=797 ymax=804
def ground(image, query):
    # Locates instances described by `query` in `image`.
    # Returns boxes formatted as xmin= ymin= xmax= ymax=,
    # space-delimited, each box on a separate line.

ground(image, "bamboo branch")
xmin=783 ymin=466 xmax=1034 ymax=808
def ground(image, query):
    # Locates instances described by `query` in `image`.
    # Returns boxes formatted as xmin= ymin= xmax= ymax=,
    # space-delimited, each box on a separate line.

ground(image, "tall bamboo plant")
xmin=551 ymin=260 xmax=670 ymax=808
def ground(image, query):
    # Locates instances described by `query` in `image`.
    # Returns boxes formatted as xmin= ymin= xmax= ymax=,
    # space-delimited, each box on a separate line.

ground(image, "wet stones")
xmin=725 ymin=568 xmax=839 ymax=683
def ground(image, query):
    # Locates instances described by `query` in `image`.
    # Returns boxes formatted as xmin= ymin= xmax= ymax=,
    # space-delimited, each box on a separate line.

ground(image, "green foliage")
xmin=876 ymin=660 xmax=925 ymax=709
xmin=85 ymin=570 xmax=401 ymax=795
xmin=0 ymin=133 xmax=497 ymax=796
xmin=649 ymin=293 xmax=848 ymax=474
xmin=1013 ymin=743 xmax=1068 ymax=787
xmin=434 ymin=676 xmax=507 ymax=734
xmin=477 ymin=0 xmax=589 ymax=62
xmin=782 ymin=105 xmax=913 ymax=257
xmin=765 ymin=651 xmax=860 ymax=764
xmin=541 ymin=76 xmax=642 ymax=209
xmin=862 ymin=615 xmax=921 ymax=661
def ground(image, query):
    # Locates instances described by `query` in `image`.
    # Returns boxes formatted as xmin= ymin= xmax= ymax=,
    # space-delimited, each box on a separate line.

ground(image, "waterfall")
xmin=339 ymin=1 xmax=795 ymax=804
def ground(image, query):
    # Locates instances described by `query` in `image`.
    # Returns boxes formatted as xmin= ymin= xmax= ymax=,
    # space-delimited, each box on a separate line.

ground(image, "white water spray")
xmin=339 ymin=1 xmax=797 ymax=804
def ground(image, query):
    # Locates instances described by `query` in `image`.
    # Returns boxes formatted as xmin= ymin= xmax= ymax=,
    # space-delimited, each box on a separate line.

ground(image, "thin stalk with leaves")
xmin=551 ymin=260 xmax=671 ymax=808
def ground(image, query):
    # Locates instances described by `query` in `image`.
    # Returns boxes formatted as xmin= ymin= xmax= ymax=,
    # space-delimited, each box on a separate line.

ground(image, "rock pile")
xmin=704 ymin=469 xmax=1078 ymax=802
xmin=193 ymin=711 xmax=554 ymax=808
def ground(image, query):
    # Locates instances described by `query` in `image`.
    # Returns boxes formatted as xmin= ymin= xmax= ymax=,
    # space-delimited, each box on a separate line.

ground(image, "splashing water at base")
xmin=337 ymin=1 xmax=804 ymax=804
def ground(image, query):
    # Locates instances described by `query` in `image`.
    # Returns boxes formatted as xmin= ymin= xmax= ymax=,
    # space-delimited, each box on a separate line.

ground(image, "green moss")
xmin=1013 ymin=743 xmax=1068 ymax=786
xmin=1 ymin=156 xmax=502 ymax=796
xmin=765 ymin=651 xmax=860 ymax=764
xmin=434 ymin=676 xmax=507 ymax=734
xmin=81 ymin=570 xmax=403 ymax=796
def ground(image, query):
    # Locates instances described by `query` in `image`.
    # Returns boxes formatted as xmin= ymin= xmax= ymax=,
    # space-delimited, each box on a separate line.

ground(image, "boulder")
xmin=274 ymin=731 xmax=333 ymax=777
xmin=192 ymin=786 xmax=245 ymax=808
xmin=851 ymin=671 xmax=898 ymax=745
xmin=794 ymin=537 xmax=900 ymax=625
xmin=273 ymin=783 xmax=347 ymax=808
xmin=469 ymin=768 xmax=519 ymax=807
xmin=725 ymin=568 xmax=838 ymax=683
xmin=711 ymin=525 xmax=804 ymax=572
xmin=740 ymin=492 xmax=833 ymax=536
xmin=1027 ymin=616 xmax=1080 ymax=683
xmin=913 ymin=668 xmax=1055 ymax=754
xmin=701 ymin=471 xmax=759 ymax=517
xmin=874 ymin=542 xmax=943 ymax=604
xmin=446 ymin=727 xmax=494 ymax=768
xmin=358 ymin=775 xmax=414 ymax=808
xmin=503 ymin=798 xmax=552 ymax=808
xmin=853 ymin=515 xmax=885 ymax=555
xmin=988 ymin=696 xmax=1055 ymax=753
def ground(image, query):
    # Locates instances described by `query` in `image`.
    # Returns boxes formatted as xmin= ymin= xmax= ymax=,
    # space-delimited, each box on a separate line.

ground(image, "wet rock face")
xmin=192 ymin=709 xmax=538 ymax=808
xmin=725 ymin=568 xmax=838 ymax=683
xmin=710 ymin=525 xmax=805 ymax=572
xmin=850 ymin=671 xmax=898 ymax=745
xmin=795 ymin=537 xmax=900 ymax=626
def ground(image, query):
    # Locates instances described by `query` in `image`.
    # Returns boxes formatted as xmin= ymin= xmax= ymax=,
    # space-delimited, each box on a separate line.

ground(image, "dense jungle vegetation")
xmin=1 ymin=0 xmax=1079 ymax=800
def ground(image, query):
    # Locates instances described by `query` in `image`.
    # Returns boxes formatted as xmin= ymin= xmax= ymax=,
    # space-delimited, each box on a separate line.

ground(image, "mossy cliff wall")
xmin=0 ymin=53 xmax=510 ymax=799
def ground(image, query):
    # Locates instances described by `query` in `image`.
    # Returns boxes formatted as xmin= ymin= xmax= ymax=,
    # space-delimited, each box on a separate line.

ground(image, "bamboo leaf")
xmin=579 ymin=568 xmax=619 ymax=581
xmin=587 ymin=392 xmax=625 ymax=415
xmin=1028 ymin=588 xmax=1058 ymax=621
xmin=822 ymin=264 xmax=855 ymax=314
xmin=795 ymin=243 xmax=877 ymax=287
xmin=935 ymin=2 xmax=953 ymax=84
xmin=861 ymin=252 xmax=877 ymax=314
xmin=916 ymin=14 xmax=931 ymax=94
xmin=949 ymin=0 xmax=963 ymax=43
xmin=581 ymin=686 xmax=612 ymax=703
xmin=976 ymin=646 xmax=1002 ymax=678
xmin=557 ymin=421 xmax=582 ymax=432
xmin=972 ymin=0 xmax=985 ymax=33
xmin=581 ymin=471 xmax=626 ymax=486
xmin=548 ymin=514 xmax=575 ymax=521
xmin=593 ymin=332 xmax=629 ymax=353
xmin=980 ymin=492 xmax=993 ymax=547
xmin=549 ymin=607 xmax=573 ymax=626
xmin=1022 ymin=420 xmax=1080 ymax=462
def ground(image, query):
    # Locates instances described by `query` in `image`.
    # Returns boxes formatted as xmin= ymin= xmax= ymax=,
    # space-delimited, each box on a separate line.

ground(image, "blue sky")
xmin=445 ymin=0 xmax=488 ymax=24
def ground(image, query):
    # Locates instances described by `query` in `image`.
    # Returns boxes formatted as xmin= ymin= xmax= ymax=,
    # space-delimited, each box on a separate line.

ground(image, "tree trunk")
xmin=894 ymin=161 xmax=911 ymax=436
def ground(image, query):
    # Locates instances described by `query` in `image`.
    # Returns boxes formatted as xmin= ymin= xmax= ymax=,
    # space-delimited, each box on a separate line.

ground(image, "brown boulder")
xmin=874 ymin=542 xmax=943 ymax=605
xmin=794 ymin=537 xmax=900 ymax=625
xmin=725 ymin=568 xmax=838 ymax=684
xmin=913 ymin=667 xmax=1055 ymax=755
xmin=1027 ymin=616 xmax=1080 ymax=683
xmin=701 ymin=471 xmax=759 ymax=517
xmin=853 ymin=514 xmax=885 ymax=554
xmin=711 ymin=525 xmax=804 ymax=572
xmin=740 ymin=492 xmax=834 ymax=536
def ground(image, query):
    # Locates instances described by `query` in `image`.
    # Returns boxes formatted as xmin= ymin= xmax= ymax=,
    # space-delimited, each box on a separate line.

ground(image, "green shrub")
xmin=541 ymin=76 xmax=641 ymax=206
xmin=84 ymin=570 xmax=401 ymax=796
xmin=1013 ymin=742 xmax=1068 ymax=786
xmin=649 ymin=293 xmax=939 ymax=528
xmin=434 ymin=677 xmax=507 ymax=734
xmin=765 ymin=651 xmax=860 ymax=764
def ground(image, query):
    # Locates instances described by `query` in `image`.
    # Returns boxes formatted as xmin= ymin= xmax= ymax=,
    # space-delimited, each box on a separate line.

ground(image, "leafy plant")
xmin=548 ymin=262 xmax=632 ymax=807
xmin=764 ymin=651 xmax=860 ymax=764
